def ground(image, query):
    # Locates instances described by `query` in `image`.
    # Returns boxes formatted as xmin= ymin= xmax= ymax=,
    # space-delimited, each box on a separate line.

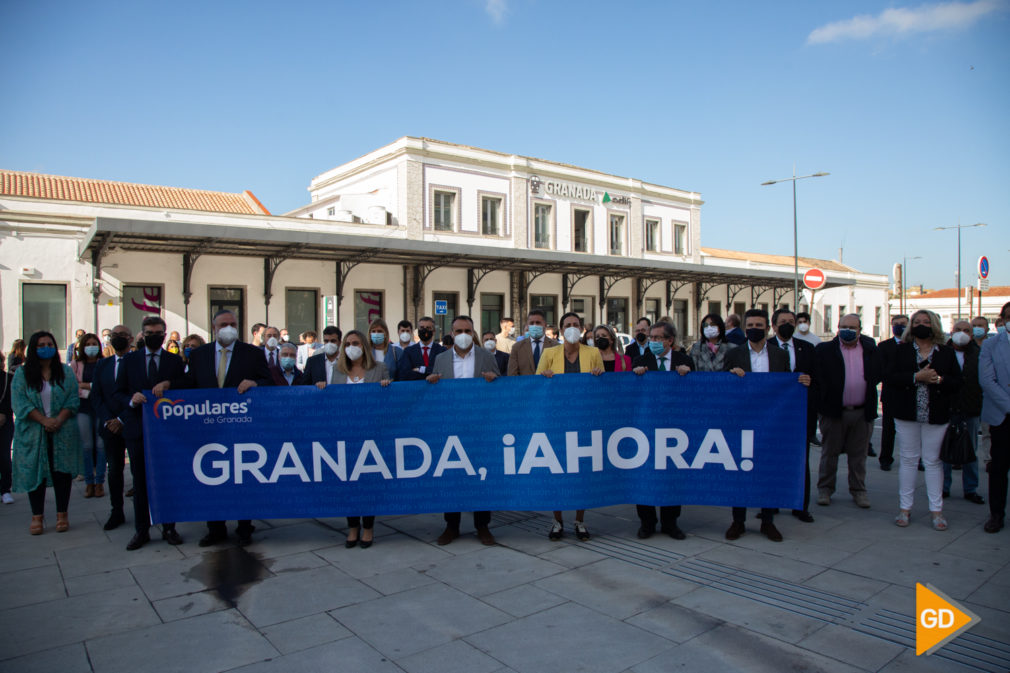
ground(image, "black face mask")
xmin=777 ymin=323 xmax=795 ymax=341
xmin=635 ymin=332 xmax=647 ymax=344
xmin=418 ymin=328 xmax=434 ymax=342
xmin=746 ymin=328 xmax=766 ymax=343
xmin=911 ymin=324 xmax=933 ymax=340
xmin=110 ymin=335 xmax=131 ymax=351
xmin=144 ymin=334 xmax=166 ymax=351
xmin=595 ymin=337 xmax=610 ymax=351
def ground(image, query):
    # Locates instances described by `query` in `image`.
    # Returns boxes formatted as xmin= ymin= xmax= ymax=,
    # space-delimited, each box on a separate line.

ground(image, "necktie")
xmin=657 ymin=355 xmax=666 ymax=371
xmin=422 ymin=346 xmax=429 ymax=367
xmin=328 ymin=359 xmax=337 ymax=384
xmin=533 ymin=340 xmax=542 ymax=368
xmin=217 ymin=349 xmax=229 ymax=388
xmin=269 ymin=350 xmax=275 ymax=367
xmin=782 ymin=342 xmax=793 ymax=372
xmin=114 ymin=356 xmax=121 ymax=379
xmin=147 ymin=353 xmax=158 ymax=386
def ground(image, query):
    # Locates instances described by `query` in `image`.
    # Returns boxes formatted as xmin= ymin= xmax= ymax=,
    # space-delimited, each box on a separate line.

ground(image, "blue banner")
xmin=142 ymin=373 xmax=807 ymax=523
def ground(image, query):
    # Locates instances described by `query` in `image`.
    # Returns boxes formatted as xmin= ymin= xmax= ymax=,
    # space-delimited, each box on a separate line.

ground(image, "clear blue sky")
xmin=2 ymin=1 xmax=1007 ymax=290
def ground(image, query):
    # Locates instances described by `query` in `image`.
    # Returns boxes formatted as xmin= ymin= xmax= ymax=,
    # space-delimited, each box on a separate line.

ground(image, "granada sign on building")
xmin=530 ymin=175 xmax=630 ymax=206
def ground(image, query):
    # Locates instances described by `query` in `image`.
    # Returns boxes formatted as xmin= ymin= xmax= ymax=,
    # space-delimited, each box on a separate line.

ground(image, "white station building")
xmin=1 ymin=137 xmax=889 ymax=349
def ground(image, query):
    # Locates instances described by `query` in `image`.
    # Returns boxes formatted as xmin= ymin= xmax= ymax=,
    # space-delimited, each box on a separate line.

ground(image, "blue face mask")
xmin=84 ymin=345 xmax=101 ymax=358
xmin=998 ymin=325 xmax=1007 ymax=336
xmin=36 ymin=346 xmax=56 ymax=360
xmin=280 ymin=356 xmax=296 ymax=371
xmin=839 ymin=329 xmax=859 ymax=343
xmin=527 ymin=325 xmax=544 ymax=340
xmin=184 ymin=347 xmax=193 ymax=358
xmin=648 ymin=340 xmax=665 ymax=355
xmin=370 ymin=333 xmax=385 ymax=345
xmin=973 ymin=326 xmax=986 ymax=339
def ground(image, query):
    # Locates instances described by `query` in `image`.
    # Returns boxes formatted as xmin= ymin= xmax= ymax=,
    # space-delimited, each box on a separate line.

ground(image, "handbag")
xmin=940 ymin=419 xmax=975 ymax=465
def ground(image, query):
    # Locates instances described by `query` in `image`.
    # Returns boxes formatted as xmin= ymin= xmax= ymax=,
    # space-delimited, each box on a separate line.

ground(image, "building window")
xmin=823 ymin=305 xmax=833 ymax=333
xmin=326 ymin=207 xmax=335 ymax=217
xmin=606 ymin=297 xmax=629 ymax=333
xmin=609 ymin=214 xmax=624 ymax=256
xmin=708 ymin=301 xmax=722 ymax=317
xmin=354 ymin=290 xmax=383 ymax=332
xmin=122 ymin=285 xmax=163 ymax=334
xmin=286 ymin=289 xmax=318 ymax=337
xmin=480 ymin=293 xmax=504 ymax=336
xmin=674 ymin=224 xmax=687 ymax=255
xmin=733 ymin=302 xmax=746 ymax=318
xmin=874 ymin=306 xmax=882 ymax=338
xmin=433 ymin=191 xmax=455 ymax=231
xmin=673 ymin=299 xmax=688 ymax=341
xmin=209 ymin=287 xmax=245 ymax=336
xmin=530 ymin=294 xmax=557 ymax=328
xmin=645 ymin=219 xmax=660 ymax=252
xmin=481 ymin=196 xmax=502 ymax=236
xmin=534 ymin=204 xmax=552 ymax=249
xmin=573 ymin=208 xmax=590 ymax=253
xmin=571 ymin=296 xmax=595 ymax=326
xmin=645 ymin=298 xmax=660 ymax=325
xmin=22 ymin=283 xmax=67 ymax=347
xmin=433 ymin=292 xmax=458 ymax=340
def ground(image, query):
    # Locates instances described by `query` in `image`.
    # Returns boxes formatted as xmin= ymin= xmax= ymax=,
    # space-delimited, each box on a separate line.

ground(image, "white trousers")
xmin=895 ymin=419 xmax=947 ymax=512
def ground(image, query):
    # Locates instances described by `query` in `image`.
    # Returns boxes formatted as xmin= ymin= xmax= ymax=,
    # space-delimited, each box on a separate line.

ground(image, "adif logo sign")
xmin=154 ymin=397 xmax=251 ymax=421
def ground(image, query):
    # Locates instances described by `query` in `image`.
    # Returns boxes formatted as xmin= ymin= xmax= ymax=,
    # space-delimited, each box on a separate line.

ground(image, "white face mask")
xmin=563 ymin=326 xmax=582 ymax=344
xmin=280 ymin=334 xmax=289 ymax=342
xmin=266 ymin=337 xmax=279 ymax=349
xmin=454 ymin=333 xmax=473 ymax=350
xmin=343 ymin=345 xmax=363 ymax=361
xmin=483 ymin=339 xmax=497 ymax=352
xmin=586 ymin=338 xmax=595 ymax=347
xmin=399 ymin=331 xmax=412 ymax=344
xmin=703 ymin=325 xmax=720 ymax=339
xmin=323 ymin=342 xmax=339 ymax=357
xmin=797 ymin=322 xmax=810 ymax=333
xmin=951 ymin=331 xmax=971 ymax=347
xmin=216 ymin=326 xmax=239 ymax=346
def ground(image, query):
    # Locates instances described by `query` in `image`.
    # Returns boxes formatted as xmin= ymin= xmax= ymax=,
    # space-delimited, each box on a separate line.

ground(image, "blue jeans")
xmin=942 ymin=415 xmax=980 ymax=495
xmin=78 ymin=411 xmax=107 ymax=484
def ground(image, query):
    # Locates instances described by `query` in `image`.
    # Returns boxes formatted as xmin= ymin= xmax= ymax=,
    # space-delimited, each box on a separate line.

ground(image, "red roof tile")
xmin=915 ymin=286 xmax=1010 ymax=299
xmin=0 ymin=170 xmax=269 ymax=215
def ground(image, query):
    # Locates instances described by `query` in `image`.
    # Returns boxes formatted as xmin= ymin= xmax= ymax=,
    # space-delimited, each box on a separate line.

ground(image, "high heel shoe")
xmin=56 ymin=512 xmax=69 ymax=533
xmin=345 ymin=526 xmax=360 ymax=548
xmin=360 ymin=528 xmax=374 ymax=549
xmin=30 ymin=515 xmax=44 ymax=535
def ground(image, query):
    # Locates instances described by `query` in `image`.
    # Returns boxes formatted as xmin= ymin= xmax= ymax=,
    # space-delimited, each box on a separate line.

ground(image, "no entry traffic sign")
xmin=803 ymin=268 xmax=826 ymax=290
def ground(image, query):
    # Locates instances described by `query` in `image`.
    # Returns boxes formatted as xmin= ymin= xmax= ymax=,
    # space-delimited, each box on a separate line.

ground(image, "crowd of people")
xmin=3 ymin=301 xmax=1009 ymax=552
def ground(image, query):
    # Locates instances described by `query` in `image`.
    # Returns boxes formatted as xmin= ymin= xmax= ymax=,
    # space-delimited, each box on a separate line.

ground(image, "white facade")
xmin=898 ymin=287 xmax=1008 ymax=331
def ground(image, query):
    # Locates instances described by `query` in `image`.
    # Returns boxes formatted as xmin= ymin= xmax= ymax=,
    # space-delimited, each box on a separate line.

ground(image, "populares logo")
xmin=154 ymin=397 xmax=251 ymax=420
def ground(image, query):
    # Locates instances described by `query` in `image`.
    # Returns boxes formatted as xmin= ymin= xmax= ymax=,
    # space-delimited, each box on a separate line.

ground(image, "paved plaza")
xmin=1 ymin=423 xmax=1008 ymax=673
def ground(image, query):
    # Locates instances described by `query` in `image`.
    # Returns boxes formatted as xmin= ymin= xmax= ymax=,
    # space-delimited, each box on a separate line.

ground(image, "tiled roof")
xmin=701 ymin=247 xmax=856 ymax=273
xmin=0 ymin=170 xmax=270 ymax=215
xmin=914 ymin=286 xmax=1010 ymax=299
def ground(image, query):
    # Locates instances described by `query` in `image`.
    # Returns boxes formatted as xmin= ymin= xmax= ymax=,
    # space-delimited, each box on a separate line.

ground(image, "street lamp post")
xmin=901 ymin=255 xmax=922 ymax=316
xmin=761 ymin=169 xmax=830 ymax=310
xmin=934 ymin=222 xmax=986 ymax=320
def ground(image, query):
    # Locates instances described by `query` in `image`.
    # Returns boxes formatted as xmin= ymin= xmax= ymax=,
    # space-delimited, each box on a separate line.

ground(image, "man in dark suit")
xmin=397 ymin=316 xmax=446 ymax=381
xmin=944 ymin=320 xmax=985 ymax=503
xmin=724 ymin=308 xmax=809 ymax=542
xmin=813 ymin=313 xmax=883 ymax=510
xmin=876 ymin=314 xmax=907 ymax=471
xmin=482 ymin=330 xmax=510 ymax=375
xmin=631 ymin=321 xmax=693 ymax=540
xmin=770 ymin=308 xmax=817 ymax=523
xmin=427 ymin=315 xmax=500 ymax=546
xmin=91 ymin=323 xmax=132 ymax=531
xmin=186 ymin=309 xmax=273 ymax=546
xmin=297 ymin=326 xmax=342 ymax=387
xmin=270 ymin=342 xmax=303 ymax=386
xmin=115 ymin=316 xmax=186 ymax=550
xmin=724 ymin=314 xmax=747 ymax=346
xmin=981 ymin=301 xmax=1010 ymax=533
xmin=507 ymin=309 xmax=557 ymax=376
xmin=625 ymin=317 xmax=652 ymax=360
xmin=261 ymin=325 xmax=282 ymax=369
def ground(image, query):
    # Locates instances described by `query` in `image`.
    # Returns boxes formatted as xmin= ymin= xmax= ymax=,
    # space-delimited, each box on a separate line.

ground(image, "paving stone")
xmin=801 ymin=568 xmax=889 ymax=602
xmin=697 ymin=545 xmax=826 ymax=583
xmin=314 ymin=532 xmax=451 ymax=578
xmin=467 ymin=602 xmax=672 ymax=673
xmin=424 ymin=546 xmax=566 ymax=597
xmin=671 ymin=586 xmax=824 ymax=644
xmin=261 ymin=550 xmax=330 ymax=574
xmin=358 ymin=567 xmax=437 ymax=596
xmin=537 ymin=543 xmax=609 ymax=568
xmin=534 ymin=558 xmax=695 ymax=620
xmin=481 ymin=584 xmax=568 ymax=618
xmin=238 ymin=520 xmax=344 ymax=559
xmin=153 ymin=589 xmax=231 ymax=622
xmin=55 ymin=538 xmax=185 ymax=579
xmin=625 ymin=601 xmax=722 ymax=644
xmin=225 ymin=638 xmax=402 ymax=673
xmin=796 ymin=623 xmax=905 ymax=670
xmin=877 ymin=648 xmax=983 ymax=672
xmin=87 ymin=609 xmax=277 ymax=673
xmin=330 ymin=582 xmax=510 ymax=658
xmin=238 ymin=565 xmax=379 ymax=628
xmin=1 ymin=585 xmax=161 ymax=659
xmin=260 ymin=613 xmax=352 ymax=654
xmin=64 ymin=568 xmax=137 ymax=596
xmin=0 ymin=548 xmax=57 ymax=575
xmin=0 ymin=564 xmax=66 ymax=609
xmin=0 ymin=642 xmax=93 ymax=673
xmin=397 ymin=638 xmax=504 ymax=673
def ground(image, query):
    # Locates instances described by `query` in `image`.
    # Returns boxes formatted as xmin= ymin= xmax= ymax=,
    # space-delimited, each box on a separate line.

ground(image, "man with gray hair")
xmin=813 ymin=313 xmax=883 ymax=509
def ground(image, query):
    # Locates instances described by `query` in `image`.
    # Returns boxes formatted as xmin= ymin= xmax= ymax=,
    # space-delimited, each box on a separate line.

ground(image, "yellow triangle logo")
xmin=916 ymin=583 xmax=980 ymax=655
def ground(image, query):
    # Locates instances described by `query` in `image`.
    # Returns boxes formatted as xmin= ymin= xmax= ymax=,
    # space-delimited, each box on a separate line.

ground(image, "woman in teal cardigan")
xmin=12 ymin=331 xmax=82 ymax=534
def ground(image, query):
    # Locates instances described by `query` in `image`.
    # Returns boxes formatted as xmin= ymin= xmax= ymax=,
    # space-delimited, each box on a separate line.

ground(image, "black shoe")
xmin=198 ymin=531 xmax=228 ymax=547
xmin=126 ymin=531 xmax=150 ymax=551
xmin=965 ymin=493 xmax=986 ymax=505
xmin=984 ymin=516 xmax=1004 ymax=533
xmin=809 ymin=437 xmax=822 ymax=447
xmin=952 ymin=464 xmax=962 ymax=471
xmin=636 ymin=525 xmax=654 ymax=539
xmin=662 ymin=524 xmax=686 ymax=540
xmin=792 ymin=510 xmax=815 ymax=523
xmin=103 ymin=510 xmax=126 ymax=531
xmin=867 ymin=447 xmax=877 ymax=457
xmin=760 ymin=522 xmax=783 ymax=542
xmin=918 ymin=462 xmax=925 ymax=472
xmin=237 ymin=532 xmax=254 ymax=547
xmin=725 ymin=521 xmax=746 ymax=540
xmin=437 ymin=526 xmax=460 ymax=545
xmin=942 ymin=491 xmax=950 ymax=498
xmin=880 ymin=463 xmax=892 ymax=471
xmin=162 ymin=528 xmax=183 ymax=545
xmin=360 ymin=529 xmax=374 ymax=549
xmin=125 ymin=488 xmax=134 ymax=497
